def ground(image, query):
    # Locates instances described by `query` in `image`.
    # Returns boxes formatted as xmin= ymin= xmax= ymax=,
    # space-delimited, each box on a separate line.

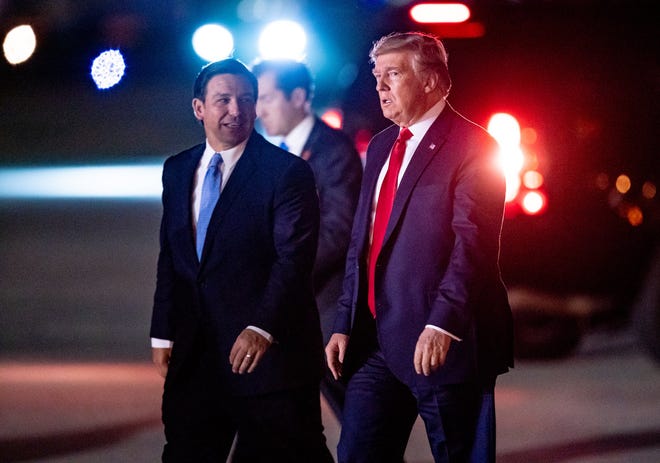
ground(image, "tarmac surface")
xmin=1 ymin=328 xmax=659 ymax=463
xmin=1 ymin=201 xmax=659 ymax=462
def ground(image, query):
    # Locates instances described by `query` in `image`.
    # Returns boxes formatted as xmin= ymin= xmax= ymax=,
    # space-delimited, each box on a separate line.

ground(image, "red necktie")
xmin=367 ymin=127 xmax=412 ymax=317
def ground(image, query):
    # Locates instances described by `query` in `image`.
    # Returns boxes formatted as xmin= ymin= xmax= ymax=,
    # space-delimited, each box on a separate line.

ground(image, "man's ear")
xmin=423 ymin=72 xmax=439 ymax=94
xmin=192 ymin=98 xmax=204 ymax=121
xmin=290 ymin=87 xmax=308 ymax=109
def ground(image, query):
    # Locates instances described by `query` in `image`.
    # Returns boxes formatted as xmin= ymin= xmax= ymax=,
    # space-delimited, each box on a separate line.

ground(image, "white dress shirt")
xmin=278 ymin=114 xmax=315 ymax=157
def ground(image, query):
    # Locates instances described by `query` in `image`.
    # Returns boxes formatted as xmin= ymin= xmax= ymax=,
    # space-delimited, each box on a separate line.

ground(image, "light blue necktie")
xmin=279 ymin=140 xmax=289 ymax=152
xmin=196 ymin=153 xmax=223 ymax=259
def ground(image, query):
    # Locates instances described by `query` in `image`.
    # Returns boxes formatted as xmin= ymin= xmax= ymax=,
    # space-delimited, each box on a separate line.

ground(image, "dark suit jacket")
xmin=333 ymin=104 xmax=514 ymax=387
xmin=301 ymin=117 xmax=362 ymax=342
xmin=150 ymin=130 xmax=324 ymax=396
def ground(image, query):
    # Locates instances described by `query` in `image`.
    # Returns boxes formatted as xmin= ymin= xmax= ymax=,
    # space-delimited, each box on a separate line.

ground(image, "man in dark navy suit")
xmin=150 ymin=58 xmax=332 ymax=462
xmin=326 ymin=32 xmax=514 ymax=462
xmin=253 ymin=59 xmax=363 ymax=422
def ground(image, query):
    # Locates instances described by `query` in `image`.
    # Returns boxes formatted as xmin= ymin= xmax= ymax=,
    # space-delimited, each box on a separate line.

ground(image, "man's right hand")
xmin=325 ymin=333 xmax=349 ymax=380
xmin=152 ymin=347 xmax=172 ymax=378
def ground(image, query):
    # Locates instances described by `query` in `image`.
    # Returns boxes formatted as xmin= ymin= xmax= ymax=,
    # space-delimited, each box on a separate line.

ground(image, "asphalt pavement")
xmin=1 ymin=328 xmax=659 ymax=463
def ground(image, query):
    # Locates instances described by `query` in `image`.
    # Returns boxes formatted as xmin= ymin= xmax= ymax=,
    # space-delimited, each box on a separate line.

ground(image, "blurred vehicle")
xmin=487 ymin=110 xmax=659 ymax=361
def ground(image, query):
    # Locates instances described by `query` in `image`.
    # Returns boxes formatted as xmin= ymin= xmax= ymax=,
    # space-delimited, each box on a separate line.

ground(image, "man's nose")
xmin=375 ymin=77 xmax=388 ymax=91
xmin=227 ymin=99 xmax=241 ymax=116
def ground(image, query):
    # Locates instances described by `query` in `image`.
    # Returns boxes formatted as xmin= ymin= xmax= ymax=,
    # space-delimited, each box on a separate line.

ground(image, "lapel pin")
xmin=429 ymin=143 xmax=436 ymax=150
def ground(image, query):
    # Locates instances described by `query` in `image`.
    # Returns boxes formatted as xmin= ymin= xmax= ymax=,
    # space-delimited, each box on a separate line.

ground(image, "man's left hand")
xmin=414 ymin=327 xmax=452 ymax=376
xmin=229 ymin=329 xmax=271 ymax=374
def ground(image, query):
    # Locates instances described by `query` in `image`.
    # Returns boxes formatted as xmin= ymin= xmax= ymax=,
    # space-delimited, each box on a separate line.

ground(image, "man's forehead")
xmin=373 ymin=52 xmax=410 ymax=69
xmin=207 ymin=74 xmax=254 ymax=93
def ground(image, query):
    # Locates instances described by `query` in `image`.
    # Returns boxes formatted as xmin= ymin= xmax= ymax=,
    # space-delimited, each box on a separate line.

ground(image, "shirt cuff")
xmin=151 ymin=337 xmax=173 ymax=348
xmin=425 ymin=324 xmax=462 ymax=342
xmin=247 ymin=325 xmax=274 ymax=343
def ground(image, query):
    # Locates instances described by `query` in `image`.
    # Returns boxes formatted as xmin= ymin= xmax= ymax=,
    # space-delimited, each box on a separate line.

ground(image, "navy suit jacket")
xmin=150 ymin=130 xmax=324 ymax=396
xmin=333 ymin=105 xmax=514 ymax=387
xmin=301 ymin=117 xmax=362 ymax=341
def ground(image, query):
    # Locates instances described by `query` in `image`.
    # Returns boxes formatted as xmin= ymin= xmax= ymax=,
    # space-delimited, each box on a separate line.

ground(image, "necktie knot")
xmin=398 ymin=127 xmax=412 ymax=143
xmin=209 ymin=152 xmax=223 ymax=170
xmin=279 ymin=141 xmax=289 ymax=152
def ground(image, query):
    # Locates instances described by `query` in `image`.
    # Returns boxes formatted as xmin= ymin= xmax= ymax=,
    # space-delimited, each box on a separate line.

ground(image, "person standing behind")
xmin=253 ymin=59 xmax=363 ymax=422
xmin=150 ymin=58 xmax=333 ymax=462
xmin=325 ymin=32 xmax=514 ymax=462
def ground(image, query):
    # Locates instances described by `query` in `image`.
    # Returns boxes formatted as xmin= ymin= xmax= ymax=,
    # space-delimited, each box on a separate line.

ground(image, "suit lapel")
xmin=354 ymin=127 xmax=398 ymax=255
xmin=383 ymin=108 xmax=455 ymax=246
xmin=175 ymin=145 xmax=204 ymax=267
xmin=199 ymin=132 xmax=259 ymax=263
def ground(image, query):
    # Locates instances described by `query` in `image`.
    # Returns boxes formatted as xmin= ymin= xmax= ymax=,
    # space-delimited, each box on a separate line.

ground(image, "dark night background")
xmin=0 ymin=0 xmax=658 ymax=358
xmin=1 ymin=3 xmax=659 ymax=462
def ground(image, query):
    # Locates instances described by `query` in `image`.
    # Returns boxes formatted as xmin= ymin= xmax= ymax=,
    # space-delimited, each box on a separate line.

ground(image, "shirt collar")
xmin=281 ymin=114 xmax=315 ymax=156
xmin=405 ymin=98 xmax=446 ymax=141
xmin=202 ymin=138 xmax=248 ymax=169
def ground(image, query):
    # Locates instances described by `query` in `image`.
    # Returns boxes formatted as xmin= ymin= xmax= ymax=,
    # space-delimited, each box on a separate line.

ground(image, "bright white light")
xmin=3 ymin=25 xmax=37 ymax=65
xmin=504 ymin=170 xmax=522 ymax=203
xmin=521 ymin=190 xmax=546 ymax=215
xmin=192 ymin=24 xmax=234 ymax=62
xmin=0 ymin=165 xmax=163 ymax=199
xmin=91 ymin=50 xmax=126 ymax=90
xmin=488 ymin=113 xmax=521 ymax=148
xmin=410 ymin=3 xmax=471 ymax=24
xmin=258 ymin=20 xmax=307 ymax=61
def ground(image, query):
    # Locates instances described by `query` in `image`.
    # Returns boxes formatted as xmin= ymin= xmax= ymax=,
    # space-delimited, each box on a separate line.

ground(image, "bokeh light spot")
xmin=258 ymin=20 xmax=307 ymax=61
xmin=3 ymin=25 xmax=37 ymax=65
xmin=615 ymin=174 xmax=631 ymax=194
xmin=641 ymin=181 xmax=656 ymax=199
xmin=522 ymin=170 xmax=544 ymax=190
xmin=192 ymin=24 xmax=234 ymax=62
xmin=90 ymin=49 xmax=126 ymax=90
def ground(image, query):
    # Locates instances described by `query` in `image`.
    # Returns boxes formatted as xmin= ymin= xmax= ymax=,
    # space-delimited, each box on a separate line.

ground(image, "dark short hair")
xmin=251 ymin=59 xmax=314 ymax=101
xmin=370 ymin=32 xmax=452 ymax=98
xmin=193 ymin=58 xmax=258 ymax=101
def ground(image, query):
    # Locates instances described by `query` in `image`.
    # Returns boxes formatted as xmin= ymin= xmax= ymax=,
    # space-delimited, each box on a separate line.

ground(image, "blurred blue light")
xmin=0 ymin=165 xmax=163 ymax=199
xmin=192 ymin=24 xmax=234 ymax=62
xmin=90 ymin=49 xmax=126 ymax=90
xmin=258 ymin=20 xmax=307 ymax=61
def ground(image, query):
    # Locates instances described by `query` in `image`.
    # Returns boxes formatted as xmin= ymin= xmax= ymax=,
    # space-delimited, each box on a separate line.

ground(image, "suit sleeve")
xmin=312 ymin=133 xmax=362 ymax=282
xmin=150 ymin=158 xmax=177 ymax=341
xmin=252 ymin=159 xmax=321 ymax=340
xmin=426 ymin=135 xmax=506 ymax=338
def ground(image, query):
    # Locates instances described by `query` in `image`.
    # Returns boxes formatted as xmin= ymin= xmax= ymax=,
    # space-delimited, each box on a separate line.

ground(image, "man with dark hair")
xmin=253 ymin=59 xmax=363 ymax=421
xmin=326 ymin=32 xmax=513 ymax=462
xmin=150 ymin=58 xmax=333 ymax=462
